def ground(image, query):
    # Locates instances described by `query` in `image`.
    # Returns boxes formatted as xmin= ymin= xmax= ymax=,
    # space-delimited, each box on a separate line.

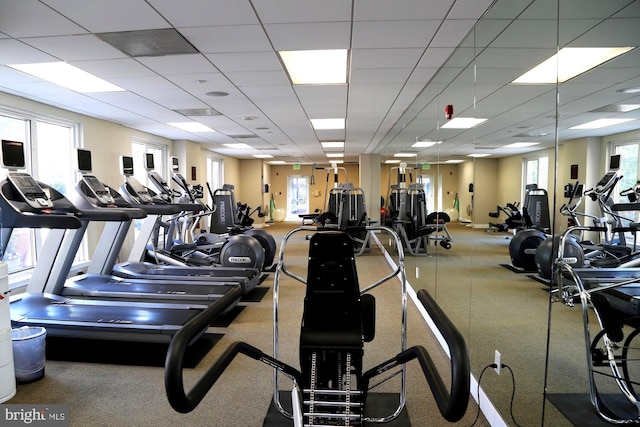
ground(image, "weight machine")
xmin=165 ymin=226 xmax=470 ymax=425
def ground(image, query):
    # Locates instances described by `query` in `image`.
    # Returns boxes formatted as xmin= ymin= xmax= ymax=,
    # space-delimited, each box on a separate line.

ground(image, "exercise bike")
xmin=165 ymin=226 xmax=470 ymax=425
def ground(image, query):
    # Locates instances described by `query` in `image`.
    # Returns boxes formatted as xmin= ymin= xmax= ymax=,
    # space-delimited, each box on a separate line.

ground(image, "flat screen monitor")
xmin=1 ymin=139 xmax=26 ymax=169
xmin=610 ymin=154 xmax=621 ymax=171
xmin=77 ymin=148 xmax=92 ymax=173
xmin=145 ymin=153 xmax=154 ymax=171
xmin=171 ymin=156 xmax=179 ymax=172
xmin=121 ymin=155 xmax=134 ymax=176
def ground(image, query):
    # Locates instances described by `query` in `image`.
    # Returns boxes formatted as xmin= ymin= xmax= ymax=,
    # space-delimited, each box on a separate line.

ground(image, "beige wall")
xmin=4 ymin=88 xmax=640 ymax=264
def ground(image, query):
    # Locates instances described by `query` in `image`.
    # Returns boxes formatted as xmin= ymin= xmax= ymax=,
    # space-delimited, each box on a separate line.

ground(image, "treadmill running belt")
xmin=46 ymin=334 xmax=223 ymax=367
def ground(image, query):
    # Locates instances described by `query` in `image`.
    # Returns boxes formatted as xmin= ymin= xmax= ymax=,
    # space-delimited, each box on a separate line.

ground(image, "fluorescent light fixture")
xmin=412 ymin=140 xmax=442 ymax=148
xmin=445 ymin=159 xmax=464 ymax=164
xmin=384 ymin=159 xmax=401 ymax=164
xmin=513 ymin=47 xmax=634 ymax=84
xmin=570 ymin=118 xmax=635 ymax=129
xmin=441 ymin=118 xmax=487 ymax=129
xmin=503 ymin=142 xmax=539 ymax=148
xmin=224 ymin=143 xmax=252 ymax=149
xmin=279 ymin=49 xmax=348 ymax=84
xmin=8 ymin=62 xmax=124 ymax=93
xmin=168 ymin=122 xmax=215 ymax=132
xmin=468 ymin=153 xmax=490 ymax=158
xmin=394 ymin=152 xmax=418 ymax=158
xmin=253 ymin=154 xmax=273 ymax=158
xmin=617 ymin=87 xmax=640 ymax=94
xmin=270 ymin=160 xmax=286 ymax=164
xmin=329 ymin=160 xmax=344 ymax=164
xmin=311 ymin=118 xmax=345 ymax=130
xmin=326 ymin=153 xmax=343 ymax=158
xmin=321 ymin=141 xmax=344 ymax=148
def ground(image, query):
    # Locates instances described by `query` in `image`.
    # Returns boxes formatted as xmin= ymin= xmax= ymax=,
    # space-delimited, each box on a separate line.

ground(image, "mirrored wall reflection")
xmin=375 ymin=0 xmax=640 ymax=424
xmin=544 ymin=1 xmax=640 ymax=426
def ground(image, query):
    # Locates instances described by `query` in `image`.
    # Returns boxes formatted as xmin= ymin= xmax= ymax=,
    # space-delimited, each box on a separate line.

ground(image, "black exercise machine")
xmin=165 ymin=226 xmax=470 ymax=425
xmin=1 ymin=140 xmax=235 ymax=343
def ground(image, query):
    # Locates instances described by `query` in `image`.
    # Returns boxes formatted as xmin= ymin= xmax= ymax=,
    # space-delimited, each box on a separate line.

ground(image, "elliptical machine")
xmin=203 ymin=181 xmax=277 ymax=271
xmin=121 ymin=155 xmax=266 ymax=272
xmin=508 ymin=184 xmax=551 ymax=271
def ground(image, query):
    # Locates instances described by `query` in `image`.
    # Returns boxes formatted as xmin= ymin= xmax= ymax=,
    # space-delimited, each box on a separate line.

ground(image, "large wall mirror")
xmin=376 ymin=0 xmax=639 ymax=425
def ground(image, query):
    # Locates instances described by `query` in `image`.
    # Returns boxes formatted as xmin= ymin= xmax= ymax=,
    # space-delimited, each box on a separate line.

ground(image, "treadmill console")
xmin=6 ymin=171 xmax=54 ymax=209
xmin=148 ymin=171 xmax=173 ymax=197
xmin=82 ymin=174 xmax=115 ymax=206
xmin=126 ymin=176 xmax=154 ymax=204
xmin=595 ymin=171 xmax=618 ymax=193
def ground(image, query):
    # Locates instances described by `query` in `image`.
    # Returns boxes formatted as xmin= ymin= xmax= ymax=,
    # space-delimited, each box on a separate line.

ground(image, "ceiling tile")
xmin=205 ymin=52 xmax=282 ymax=72
xmin=70 ymin=58 xmax=157 ymax=79
xmin=0 ymin=39 xmax=58 ymax=64
xmin=0 ymin=0 xmax=87 ymax=37
xmin=354 ymin=0 xmax=453 ymax=21
xmin=180 ymin=25 xmax=272 ymax=53
xmin=148 ymin=0 xmax=258 ymax=27
xmin=252 ymin=0 xmax=352 ymax=23
xmin=264 ymin=22 xmax=352 ymax=51
xmin=351 ymin=48 xmax=425 ymax=69
xmin=352 ymin=21 xmax=440 ymax=49
xmin=20 ymin=34 xmax=127 ymax=61
xmin=41 ymin=0 xmax=169 ymax=32
xmin=136 ymin=54 xmax=217 ymax=75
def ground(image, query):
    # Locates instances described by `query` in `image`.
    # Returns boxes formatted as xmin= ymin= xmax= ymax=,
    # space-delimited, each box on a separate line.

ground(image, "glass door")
xmin=287 ymin=175 xmax=309 ymax=219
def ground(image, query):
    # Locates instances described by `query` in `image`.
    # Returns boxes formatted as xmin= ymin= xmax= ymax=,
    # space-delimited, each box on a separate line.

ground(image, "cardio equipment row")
xmin=2 ymin=140 xmax=274 ymax=343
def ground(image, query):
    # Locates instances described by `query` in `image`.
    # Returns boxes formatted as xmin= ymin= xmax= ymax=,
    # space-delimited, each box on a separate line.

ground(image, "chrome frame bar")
xmin=271 ymin=225 xmax=408 ymax=423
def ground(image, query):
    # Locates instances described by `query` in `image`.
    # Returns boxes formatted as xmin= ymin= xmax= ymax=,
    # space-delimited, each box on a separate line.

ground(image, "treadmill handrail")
xmin=164 ymin=288 xmax=300 ymax=414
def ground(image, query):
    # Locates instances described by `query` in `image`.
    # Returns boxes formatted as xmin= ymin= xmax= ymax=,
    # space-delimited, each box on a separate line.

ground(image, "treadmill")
xmin=112 ymin=154 xmax=263 ymax=294
xmin=54 ymin=149 xmax=242 ymax=305
xmin=2 ymin=140 xmax=239 ymax=342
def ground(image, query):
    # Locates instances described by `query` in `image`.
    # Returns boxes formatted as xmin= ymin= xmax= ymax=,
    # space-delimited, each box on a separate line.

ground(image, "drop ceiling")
xmin=0 ymin=0 xmax=638 ymax=165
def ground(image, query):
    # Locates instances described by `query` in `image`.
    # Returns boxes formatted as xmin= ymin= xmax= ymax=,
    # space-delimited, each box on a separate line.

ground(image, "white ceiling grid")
xmin=0 ymin=0 xmax=637 ymax=164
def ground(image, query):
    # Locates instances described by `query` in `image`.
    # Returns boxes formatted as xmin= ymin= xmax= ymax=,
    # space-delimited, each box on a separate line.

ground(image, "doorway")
xmin=287 ymin=175 xmax=309 ymax=219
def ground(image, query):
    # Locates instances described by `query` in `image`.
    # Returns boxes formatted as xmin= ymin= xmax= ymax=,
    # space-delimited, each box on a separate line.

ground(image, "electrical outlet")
xmin=494 ymin=350 xmax=501 ymax=375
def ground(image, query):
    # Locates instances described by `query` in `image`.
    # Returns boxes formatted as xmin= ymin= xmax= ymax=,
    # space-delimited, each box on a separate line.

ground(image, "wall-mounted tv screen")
xmin=1 ymin=139 xmax=26 ymax=169
xmin=121 ymin=156 xmax=134 ymax=176
xmin=77 ymin=148 xmax=92 ymax=173
xmin=171 ymin=156 xmax=179 ymax=172
xmin=145 ymin=153 xmax=154 ymax=170
xmin=609 ymin=154 xmax=621 ymax=171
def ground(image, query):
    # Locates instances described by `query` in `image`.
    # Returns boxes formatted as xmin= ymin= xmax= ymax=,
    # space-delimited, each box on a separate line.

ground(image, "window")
xmin=612 ymin=141 xmax=640 ymax=223
xmin=206 ymin=156 xmax=223 ymax=206
xmin=131 ymin=139 xmax=166 ymax=188
xmin=131 ymin=139 xmax=168 ymax=240
xmin=0 ymin=112 xmax=81 ymax=277
xmin=524 ymin=156 xmax=549 ymax=193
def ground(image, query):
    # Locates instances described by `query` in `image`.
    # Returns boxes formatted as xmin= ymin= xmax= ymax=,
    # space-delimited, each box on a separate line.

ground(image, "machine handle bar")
xmin=165 ymin=289 xmax=301 ymax=413
xmin=362 ymin=289 xmax=470 ymax=422
xmin=165 ymin=289 xmax=240 ymax=412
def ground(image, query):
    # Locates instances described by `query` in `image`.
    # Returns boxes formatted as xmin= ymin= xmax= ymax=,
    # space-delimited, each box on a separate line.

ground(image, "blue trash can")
xmin=11 ymin=326 xmax=46 ymax=383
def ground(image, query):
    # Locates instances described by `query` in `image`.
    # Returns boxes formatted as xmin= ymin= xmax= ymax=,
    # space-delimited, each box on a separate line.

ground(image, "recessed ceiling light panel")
xmin=168 ymin=122 xmax=215 ymax=132
xmin=570 ymin=118 xmax=634 ymax=129
xmin=441 ymin=118 xmax=487 ymax=129
xmin=513 ymin=47 xmax=634 ymax=84
xmin=311 ymin=118 xmax=345 ymax=130
xmin=280 ymin=49 xmax=348 ymax=85
xmin=412 ymin=141 xmax=443 ymax=148
xmin=8 ymin=62 xmax=124 ymax=93
xmin=321 ymin=141 xmax=344 ymax=148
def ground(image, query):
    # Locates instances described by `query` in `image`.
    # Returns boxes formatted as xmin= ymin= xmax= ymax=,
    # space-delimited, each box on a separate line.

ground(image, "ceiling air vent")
xmin=173 ymin=108 xmax=221 ymax=116
xmin=97 ymin=28 xmax=198 ymax=57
